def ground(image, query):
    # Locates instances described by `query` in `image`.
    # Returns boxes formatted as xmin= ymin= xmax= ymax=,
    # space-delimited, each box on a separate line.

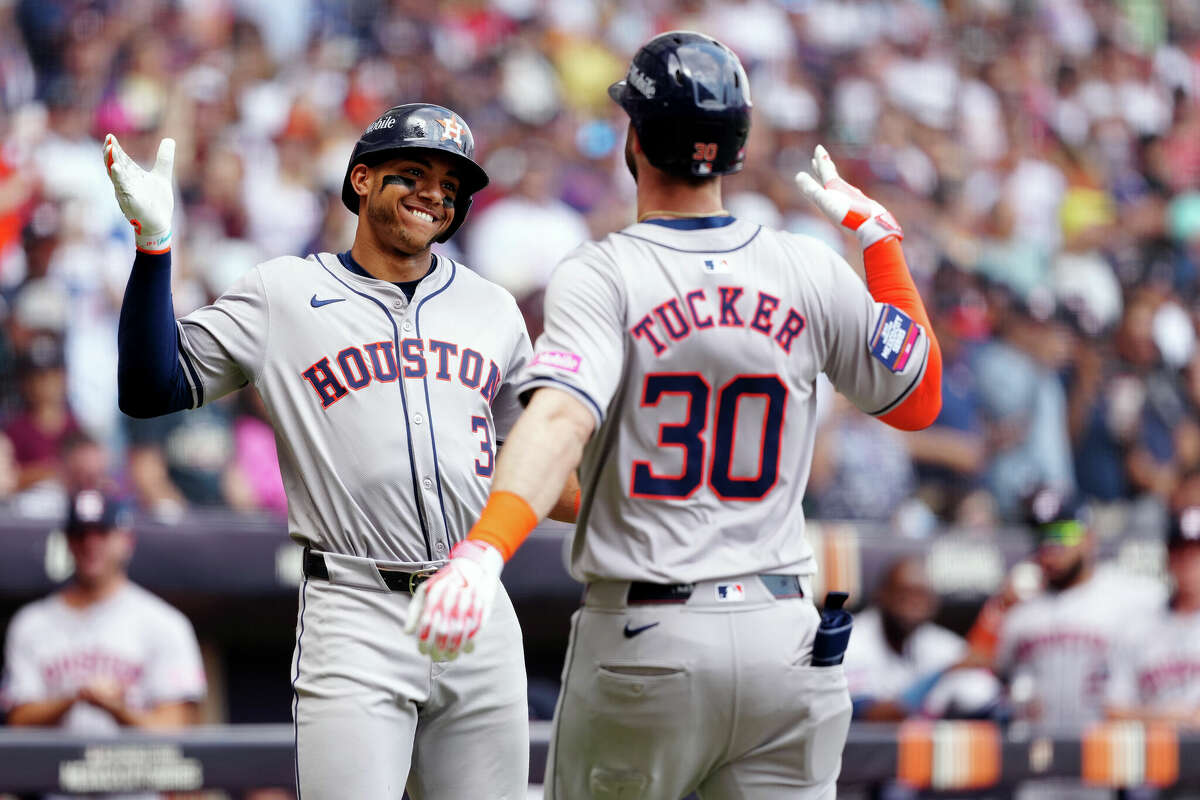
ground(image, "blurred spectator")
xmin=0 ymin=489 xmax=205 ymax=740
xmin=2 ymin=333 xmax=79 ymax=494
xmin=124 ymin=400 xmax=239 ymax=516
xmin=465 ymin=146 xmax=590 ymax=299
xmin=995 ymin=488 xmax=1165 ymax=726
xmin=906 ymin=269 xmax=989 ymax=523
xmin=0 ymin=432 xmax=16 ymax=500
xmin=844 ymin=556 xmax=999 ymax=721
xmin=1107 ymin=504 xmax=1200 ymax=727
xmin=972 ymin=289 xmax=1077 ymax=518
xmin=1073 ymin=289 xmax=1196 ymax=504
xmin=230 ymin=387 xmax=287 ymax=519
xmin=60 ymin=431 xmax=115 ymax=494
xmin=809 ymin=390 xmax=916 ymax=522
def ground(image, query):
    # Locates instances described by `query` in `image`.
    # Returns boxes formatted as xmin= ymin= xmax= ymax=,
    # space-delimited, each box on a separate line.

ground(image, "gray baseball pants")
xmin=545 ymin=575 xmax=852 ymax=800
xmin=291 ymin=552 xmax=529 ymax=799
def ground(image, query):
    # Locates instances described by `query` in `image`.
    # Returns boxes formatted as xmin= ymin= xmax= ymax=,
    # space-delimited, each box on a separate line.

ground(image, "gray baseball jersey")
xmin=175 ymin=251 xmax=530 ymax=563
xmin=172 ymin=250 xmax=533 ymax=798
xmin=519 ymin=218 xmax=930 ymax=584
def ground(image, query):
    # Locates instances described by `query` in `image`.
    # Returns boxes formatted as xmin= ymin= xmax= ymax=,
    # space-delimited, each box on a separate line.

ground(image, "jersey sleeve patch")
xmin=869 ymin=305 xmax=922 ymax=373
xmin=530 ymin=350 xmax=582 ymax=373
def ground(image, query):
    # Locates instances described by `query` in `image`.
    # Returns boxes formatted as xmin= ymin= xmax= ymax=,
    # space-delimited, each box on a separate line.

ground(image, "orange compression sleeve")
xmin=467 ymin=491 xmax=540 ymax=562
xmin=863 ymin=238 xmax=942 ymax=431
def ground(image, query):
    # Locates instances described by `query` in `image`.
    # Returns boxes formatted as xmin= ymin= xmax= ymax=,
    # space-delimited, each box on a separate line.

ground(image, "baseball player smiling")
xmin=410 ymin=32 xmax=943 ymax=799
xmin=104 ymin=103 xmax=578 ymax=799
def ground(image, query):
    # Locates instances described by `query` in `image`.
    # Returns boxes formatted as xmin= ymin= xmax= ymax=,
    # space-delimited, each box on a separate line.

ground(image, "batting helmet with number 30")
xmin=608 ymin=31 xmax=753 ymax=178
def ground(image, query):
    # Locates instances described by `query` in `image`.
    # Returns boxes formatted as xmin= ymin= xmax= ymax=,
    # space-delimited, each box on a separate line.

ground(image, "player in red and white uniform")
xmin=1107 ymin=506 xmax=1200 ymax=726
xmin=1 ymin=490 xmax=206 ymax=799
xmin=996 ymin=488 xmax=1165 ymax=726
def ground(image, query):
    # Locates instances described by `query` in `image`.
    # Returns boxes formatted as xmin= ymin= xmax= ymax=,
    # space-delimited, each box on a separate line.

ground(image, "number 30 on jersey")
xmin=631 ymin=372 xmax=786 ymax=501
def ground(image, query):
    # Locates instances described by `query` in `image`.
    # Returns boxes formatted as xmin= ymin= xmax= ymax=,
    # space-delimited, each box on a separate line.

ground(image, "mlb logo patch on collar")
xmin=870 ymin=305 xmax=922 ymax=373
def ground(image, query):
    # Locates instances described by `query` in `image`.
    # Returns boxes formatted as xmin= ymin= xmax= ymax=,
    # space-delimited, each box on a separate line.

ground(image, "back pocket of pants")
xmin=590 ymin=663 xmax=690 ymax=719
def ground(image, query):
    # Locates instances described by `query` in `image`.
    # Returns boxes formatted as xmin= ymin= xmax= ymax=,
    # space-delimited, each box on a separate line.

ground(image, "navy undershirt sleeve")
xmin=117 ymin=250 xmax=195 ymax=418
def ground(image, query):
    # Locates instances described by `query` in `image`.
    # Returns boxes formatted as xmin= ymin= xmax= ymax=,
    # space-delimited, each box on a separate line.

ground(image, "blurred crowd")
xmin=0 ymin=0 xmax=1199 ymax=533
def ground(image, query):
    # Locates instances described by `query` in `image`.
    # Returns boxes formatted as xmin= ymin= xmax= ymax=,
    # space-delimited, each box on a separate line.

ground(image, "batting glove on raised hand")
xmin=795 ymin=144 xmax=902 ymax=249
xmin=404 ymin=540 xmax=504 ymax=661
xmin=103 ymin=134 xmax=175 ymax=253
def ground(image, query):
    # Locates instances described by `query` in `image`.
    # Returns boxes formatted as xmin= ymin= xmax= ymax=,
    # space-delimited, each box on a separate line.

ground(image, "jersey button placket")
xmin=422 ymin=477 xmax=433 ymax=490
xmin=393 ymin=299 xmax=403 ymax=311
xmin=402 ymin=320 xmax=413 ymax=332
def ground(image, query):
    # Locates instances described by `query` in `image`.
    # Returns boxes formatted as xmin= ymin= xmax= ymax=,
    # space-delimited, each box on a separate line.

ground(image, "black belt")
xmin=627 ymin=574 xmax=804 ymax=604
xmin=303 ymin=548 xmax=438 ymax=594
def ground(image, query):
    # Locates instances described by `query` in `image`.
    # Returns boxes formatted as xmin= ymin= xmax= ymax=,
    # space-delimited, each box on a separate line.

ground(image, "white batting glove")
xmin=795 ymin=144 xmax=902 ymax=249
xmin=404 ymin=540 xmax=504 ymax=661
xmin=103 ymin=134 xmax=175 ymax=253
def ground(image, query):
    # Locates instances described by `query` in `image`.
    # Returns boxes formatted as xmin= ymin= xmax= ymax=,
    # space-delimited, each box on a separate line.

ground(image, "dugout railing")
xmin=0 ymin=721 xmax=1194 ymax=794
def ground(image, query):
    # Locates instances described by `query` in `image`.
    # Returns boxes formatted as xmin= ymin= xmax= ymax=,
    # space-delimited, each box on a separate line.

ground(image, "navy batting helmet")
xmin=608 ymin=31 xmax=752 ymax=178
xmin=341 ymin=103 xmax=489 ymax=242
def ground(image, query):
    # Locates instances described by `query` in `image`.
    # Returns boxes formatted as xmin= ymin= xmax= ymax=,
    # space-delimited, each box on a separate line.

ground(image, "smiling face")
xmin=351 ymin=152 xmax=461 ymax=254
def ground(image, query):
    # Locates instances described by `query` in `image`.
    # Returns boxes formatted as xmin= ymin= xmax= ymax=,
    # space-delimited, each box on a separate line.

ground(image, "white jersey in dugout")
xmin=0 ymin=583 xmax=206 ymax=733
xmin=519 ymin=217 xmax=930 ymax=584
xmin=997 ymin=565 xmax=1165 ymax=725
xmin=1107 ymin=606 xmax=1200 ymax=714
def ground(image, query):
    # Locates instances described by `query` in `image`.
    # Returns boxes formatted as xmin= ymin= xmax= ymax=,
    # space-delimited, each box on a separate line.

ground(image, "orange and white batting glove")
xmin=103 ymin=134 xmax=175 ymax=253
xmin=795 ymin=144 xmax=902 ymax=249
xmin=404 ymin=539 xmax=503 ymax=661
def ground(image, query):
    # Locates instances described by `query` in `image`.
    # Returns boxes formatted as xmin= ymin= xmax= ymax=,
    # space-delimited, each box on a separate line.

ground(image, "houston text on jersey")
xmin=301 ymin=338 xmax=503 ymax=409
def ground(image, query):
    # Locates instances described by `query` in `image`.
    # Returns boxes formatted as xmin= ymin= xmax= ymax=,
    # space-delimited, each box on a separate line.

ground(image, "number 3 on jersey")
xmin=631 ymin=372 xmax=786 ymax=501
xmin=471 ymin=415 xmax=494 ymax=477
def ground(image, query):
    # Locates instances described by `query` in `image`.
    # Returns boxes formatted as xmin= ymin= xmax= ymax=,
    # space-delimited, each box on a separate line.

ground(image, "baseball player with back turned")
xmin=102 ymin=103 xmax=578 ymax=799
xmin=407 ymin=32 xmax=944 ymax=799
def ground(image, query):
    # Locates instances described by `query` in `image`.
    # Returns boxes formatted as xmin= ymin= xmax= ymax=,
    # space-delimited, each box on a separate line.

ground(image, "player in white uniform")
xmin=1 ymin=489 xmax=206 ymax=800
xmin=102 ymin=104 xmax=578 ymax=799
xmin=407 ymin=33 xmax=944 ymax=799
xmin=845 ymin=557 xmax=979 ymax=720
xmin=1107 ymin=506 xmax=1200 ymax=726
xmin=996 ymin=488 xmax=1165 ymax=726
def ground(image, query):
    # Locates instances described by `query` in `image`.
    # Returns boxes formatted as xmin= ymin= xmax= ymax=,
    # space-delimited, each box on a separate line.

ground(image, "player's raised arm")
xmin=107 ymin=135 xmax=267 ymax=418
xmin=796 ymin=146 xmax=942 ymax=430
xmin=104 ymin=134 xmax=195 ymax=418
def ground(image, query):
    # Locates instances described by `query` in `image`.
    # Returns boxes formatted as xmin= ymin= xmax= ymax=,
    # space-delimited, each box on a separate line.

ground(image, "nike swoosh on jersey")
xmin=623 ymin=621 xmax=660 ymax=639
xmin=310 ymin=295 xmax=346 ymax=308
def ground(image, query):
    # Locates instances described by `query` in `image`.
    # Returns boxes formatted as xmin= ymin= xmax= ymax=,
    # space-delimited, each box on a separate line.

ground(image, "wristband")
xmin=467 ymin=491 xmax=539 ymax=562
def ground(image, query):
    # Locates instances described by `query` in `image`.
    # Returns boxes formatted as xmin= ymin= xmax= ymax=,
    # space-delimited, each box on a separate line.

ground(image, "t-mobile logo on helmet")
xmin=364 ymin=116 xmax=398 ymax=135
xmin=628 ymin=64 xmax=656 ymax=98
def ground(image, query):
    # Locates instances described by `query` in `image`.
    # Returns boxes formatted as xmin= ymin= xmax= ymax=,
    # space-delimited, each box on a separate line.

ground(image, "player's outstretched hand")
xmin=404 ymin=540 xmax=503 ymax=661
xmin=103 ymin=134 xmax=175 ymax=253
xmin=795 ymin=144 xmax=902 ymax=249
